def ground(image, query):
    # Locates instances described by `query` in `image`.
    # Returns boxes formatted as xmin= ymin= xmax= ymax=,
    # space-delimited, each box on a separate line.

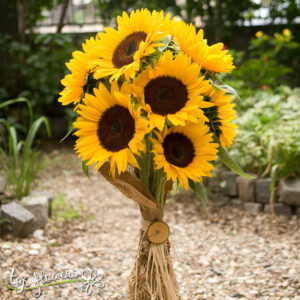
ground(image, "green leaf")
xmin=0 ymin=98 xmax=33 ymax=124
xmin=60 ymin=125 xmax=74 ymax=143
xmin=211 ymin=77 xmax=241 ymax=101
xmin=188 ymin=179 xmax=207 ymax=208
xmin=158 ymin=35 xmax=172 ymax=52
xmin=218 ymin=147 xmax=256 ymax=179
xmin=6 ymin=123 xmax=18 ymax=170
xmin=20 ymin=117 xmax=51 ymax=188
xmin=82 ymin=160 xmax=90 ymax=178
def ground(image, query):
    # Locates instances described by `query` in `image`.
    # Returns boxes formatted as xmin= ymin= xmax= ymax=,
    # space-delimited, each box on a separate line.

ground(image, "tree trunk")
xmin=128 ymin=206 xmax=180 ymax=300
xmin=17 ymin=0 xmax=27 ymax=43
xmin=56 ymin=0 xmax=70 ymax=33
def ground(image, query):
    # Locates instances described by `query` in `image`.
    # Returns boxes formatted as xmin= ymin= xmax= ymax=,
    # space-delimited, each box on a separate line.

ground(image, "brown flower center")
xmin=97 ymin=105 xmax=135 ymax=152
xmin=144 ymin=76 xmax=188 ymax=115
xmin=163 ymin=132 xmax=195 ymax=168
xmin=112 ymin=31 xmax=147 ymax=68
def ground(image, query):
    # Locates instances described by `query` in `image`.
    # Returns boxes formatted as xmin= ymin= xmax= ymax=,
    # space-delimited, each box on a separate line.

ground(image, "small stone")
xmin=30 ymin=190 xmax=53 ymax=216
xmin=231 ymin=293 xmax=245 ymax=298
xmin=279 ymin=179 xmax=300 ymax=206
xmin=28 ymin=249 xmax=39 ymax=255
xmin=16 ymin=246 xmax=24 ymax=252
xmin=220 ymin=171 xmax=238 ymax=197
xmin=264 ymin=203 xmax=292 ymax=216
xmin=244 ymin=202 xmax=263 ymax=214
xmin=231 ymin=198 xmax=242 ymax=205
xmin=31 ymin=243 xmax=42 ymax=249
xmin=207 ymin=177 xmax=221 ymax=193
xmin=207 ymin=277 xmax=219 ymax=284
xmin=21 ymin=196 xmax=49 ymax=229
xmin=207 ymin=192 xmax=230 ymax=204
xmin=1 ymin=201 xmax=35 ymax=237
xmin=236 ymin=176 xmax=255 ymax=202
xmin=2 ymin=243 xmax=11 ymax=250
xmin=255 ymin=178 xmax=271 ymax=203
xmin=195 ymin=288 xmax=206 ymax=294
xmin=249 ymin=290 xmax=259 ymax=295
xmin=33 ymin=229 xmax=44 ymax=240
xmin=212 ymin=267 xmax=223 ymax=275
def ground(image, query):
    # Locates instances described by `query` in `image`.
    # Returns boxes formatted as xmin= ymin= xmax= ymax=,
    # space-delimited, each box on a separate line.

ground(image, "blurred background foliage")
xmin=0 ymin=0 xmax=299 ymax=181
xmin=1 ymin=0 xmax=299 ymax=121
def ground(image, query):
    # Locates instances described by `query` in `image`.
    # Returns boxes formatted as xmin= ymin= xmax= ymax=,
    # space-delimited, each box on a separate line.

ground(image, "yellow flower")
xmin=152 ymin=122 xmax=218 ymax=189
xmin=167 ymin=19 xmax=235 ymax=73
xmin=73 ymin=83 xmax=149 ymax=178
xmin=129 ymin=50 xmax=212 ymax=131
xmin=255 ymin=31 xmax=263 ymax=38
xmin=203 ymin=88 xmax=238 ymax=148
xmin=91 ymin=9 xmax=166 ymax=82
xmin=58 ymin=37 xmax=100 ymax=106
xmin=283 ymin=28 xmax=291 ymax=37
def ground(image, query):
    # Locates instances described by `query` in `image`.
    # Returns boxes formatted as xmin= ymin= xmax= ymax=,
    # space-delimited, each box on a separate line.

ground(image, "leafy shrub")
xmin=230 ymin=86 xmax=300 ymax=180
xmin=0 ymin=33 xmax=89 ymax=119
xmin=227 ymin=28 xmax=300 ymax=101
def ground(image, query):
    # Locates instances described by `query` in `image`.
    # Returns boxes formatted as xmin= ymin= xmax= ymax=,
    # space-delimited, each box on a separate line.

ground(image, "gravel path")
xmin=1 ymin=148 xmax=300 ymax=299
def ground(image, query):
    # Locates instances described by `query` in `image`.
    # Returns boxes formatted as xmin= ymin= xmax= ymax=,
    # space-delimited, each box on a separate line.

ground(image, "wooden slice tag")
xmin=147 ymin=221 xmax=170 ymax=244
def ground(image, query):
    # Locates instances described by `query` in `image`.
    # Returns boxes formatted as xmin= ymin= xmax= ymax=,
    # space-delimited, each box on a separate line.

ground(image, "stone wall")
xmin=206 ymin=171 xmax=300 ymax=217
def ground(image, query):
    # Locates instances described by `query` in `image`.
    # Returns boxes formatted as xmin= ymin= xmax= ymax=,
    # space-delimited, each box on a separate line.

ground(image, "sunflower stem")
xmin=136 ymin=134 xmax=153 ymax=189
xmin=153 ymin=168 xmax=166 ymax=206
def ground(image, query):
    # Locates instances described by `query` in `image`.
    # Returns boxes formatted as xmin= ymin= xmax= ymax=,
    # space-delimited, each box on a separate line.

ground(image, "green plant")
xmin=229 ymin=86 xmax=300 ymax=213
xmin=227 ymin=28 xmax=300 ymax=102
xmin=0 ymin=33 xmax=90 ymax=121
xmin=52 ymin=192 xmax=80 ymax=221
xmin=230 ymin=86 xmax=300 ymax=179
xmin=0 ymin=98 xmax=51 ymax=199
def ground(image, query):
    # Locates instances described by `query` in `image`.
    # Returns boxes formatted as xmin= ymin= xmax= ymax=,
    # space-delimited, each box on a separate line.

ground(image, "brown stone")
xmin=236 ymin=176 xmax=256 ymax=202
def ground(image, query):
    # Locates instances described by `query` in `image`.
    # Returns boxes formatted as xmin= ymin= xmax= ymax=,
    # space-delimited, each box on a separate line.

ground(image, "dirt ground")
xmin=1 ymin=147 xmax=300 ymax=300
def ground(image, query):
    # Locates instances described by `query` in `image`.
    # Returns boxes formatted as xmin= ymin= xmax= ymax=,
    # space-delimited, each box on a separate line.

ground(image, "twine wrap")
xmin=140 ymin=219 xmax=152 ymax=232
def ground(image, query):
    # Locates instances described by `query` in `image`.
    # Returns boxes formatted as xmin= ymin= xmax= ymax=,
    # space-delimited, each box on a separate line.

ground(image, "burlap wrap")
xmin=99 ymin=162 xmax=172 ymax=222
xmin=99 ymin=162 xmax=180 ymax=300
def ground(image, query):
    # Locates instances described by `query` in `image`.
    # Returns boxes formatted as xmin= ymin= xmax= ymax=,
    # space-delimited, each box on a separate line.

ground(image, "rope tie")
xmin=140 ymin=218 xmax=152 ymax=232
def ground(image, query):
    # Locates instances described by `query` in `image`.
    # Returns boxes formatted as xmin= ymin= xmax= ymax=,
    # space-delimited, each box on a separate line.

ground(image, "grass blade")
xmin=0 ymin=98 xmax=33 ymax=124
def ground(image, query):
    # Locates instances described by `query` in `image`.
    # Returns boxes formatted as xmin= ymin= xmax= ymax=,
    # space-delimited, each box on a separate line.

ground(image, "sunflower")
xmin=73 ymin=82 xmax=150 ymax=177
xmin=152 ymin=122 xmax=218 ymax=189
xmin=129 ymin=50 xmax=212 ymax=130
xmin=170 ymin=20 xmax=235 ymax=73
xmin=203 ymin=88 xmax=237 ymax=148
xmin=91 ymin=9 xmax=166 ymax=82
xmin=58 ymin=37 xmax=101 ymax=107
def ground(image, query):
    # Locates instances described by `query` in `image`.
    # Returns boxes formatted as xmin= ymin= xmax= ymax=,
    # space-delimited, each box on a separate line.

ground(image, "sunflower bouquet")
xmin=58 ymin=9 xmax=246 ymax=300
